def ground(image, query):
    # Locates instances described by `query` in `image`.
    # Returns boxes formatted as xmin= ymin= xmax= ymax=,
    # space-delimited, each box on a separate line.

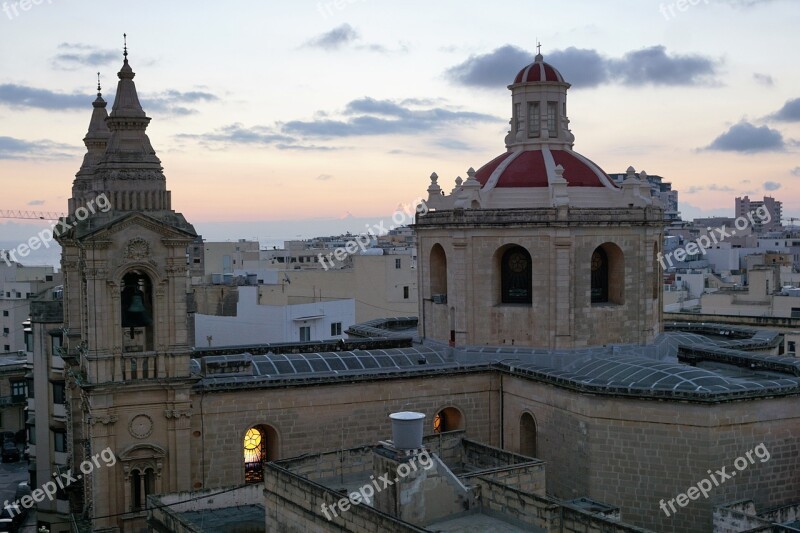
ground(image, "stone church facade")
xmin=33 ymin=47 xmax=799 ymax=533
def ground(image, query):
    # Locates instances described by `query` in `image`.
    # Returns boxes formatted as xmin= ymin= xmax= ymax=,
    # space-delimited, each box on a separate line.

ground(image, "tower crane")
xmin=0 ymin=209 xmax=64 ymax=221
xmin=782 ymin=217 xmax=799 ymax=226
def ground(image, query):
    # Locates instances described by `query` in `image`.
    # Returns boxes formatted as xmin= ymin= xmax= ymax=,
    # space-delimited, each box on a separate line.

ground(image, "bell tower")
xmin=57 ymin=37 xmax=197 ymax=530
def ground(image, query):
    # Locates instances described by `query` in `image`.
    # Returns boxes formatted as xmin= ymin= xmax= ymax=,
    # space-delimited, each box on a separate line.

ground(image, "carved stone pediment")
xmin=124 ymin=237 xmax=151 ymax=261
xmin=118 ymin=442 xmax=167 ymax=462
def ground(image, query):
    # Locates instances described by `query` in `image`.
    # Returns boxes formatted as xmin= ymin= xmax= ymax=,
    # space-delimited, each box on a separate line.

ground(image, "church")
xmin=29 ymin=42 xmax=800 ymax=533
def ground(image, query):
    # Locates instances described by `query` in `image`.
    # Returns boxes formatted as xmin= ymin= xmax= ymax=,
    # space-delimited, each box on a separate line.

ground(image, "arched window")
xmin=131 ymin=470 xmax=141 ymax=510
xmin=430 ymin=244 xmax=447 ymax=300
xmin=501 ymin=246 xmax=532 ymax=304
xmin=244 ymin=425 xmax=279 ymax=483
xmin=121 ymin=270 xmax=154 ymax=352
xmin=433 ymin=407 xmax=464 ymax=433
xmin=590 ymin=248 xmax=609 ymax=303
xmin=520 ymin=412 xmax=537 ymax=457
xmin=591 ymin=243 xmax=624 ymax=305
xmin=130 ymin=467 xmax=155 ymax=511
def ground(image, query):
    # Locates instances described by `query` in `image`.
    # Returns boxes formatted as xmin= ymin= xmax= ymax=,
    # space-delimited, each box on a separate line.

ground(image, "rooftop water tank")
xmin=389 ymin=411 xmax=425 ymax=450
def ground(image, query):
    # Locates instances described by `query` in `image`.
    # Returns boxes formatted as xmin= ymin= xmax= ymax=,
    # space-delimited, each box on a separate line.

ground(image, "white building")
xmin=0 ymin=263 xmax=61 ymax=352
xmin=194 ymin=286 xmax=355 ymax=347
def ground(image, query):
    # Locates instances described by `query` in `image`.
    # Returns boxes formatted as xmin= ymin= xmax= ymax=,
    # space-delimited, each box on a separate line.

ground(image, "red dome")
xmin=513 ymin=57 xmax=566 ymax=84
xmin=474 ymin=149 xmax=617 ymax=189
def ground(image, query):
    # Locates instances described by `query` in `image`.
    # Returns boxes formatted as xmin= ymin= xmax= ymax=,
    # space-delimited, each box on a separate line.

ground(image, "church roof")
xmin=193 ymin=320 xmax=800 ymax=402
xmin=512 ymin=53 xmax=567 ymax=85
xmin=474 ymin=147 xmax=618 ymax=189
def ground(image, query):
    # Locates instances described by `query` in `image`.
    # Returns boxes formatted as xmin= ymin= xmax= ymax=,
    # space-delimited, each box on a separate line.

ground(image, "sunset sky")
xmin=1 ymin=0 xmax=799 ymax=251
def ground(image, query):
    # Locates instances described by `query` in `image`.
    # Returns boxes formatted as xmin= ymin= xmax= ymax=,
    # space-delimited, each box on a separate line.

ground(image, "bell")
xmin=127 ymin=294 xmax=146 ymax=314
xmin=122 ymin=289 xmax=152 ymax=329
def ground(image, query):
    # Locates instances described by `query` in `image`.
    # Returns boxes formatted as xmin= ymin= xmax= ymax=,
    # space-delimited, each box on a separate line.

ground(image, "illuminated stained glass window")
xmin=244 ymin=427 xmax=265 ymax=483
xmin=433 ymin=412 xmax=444 ymax=433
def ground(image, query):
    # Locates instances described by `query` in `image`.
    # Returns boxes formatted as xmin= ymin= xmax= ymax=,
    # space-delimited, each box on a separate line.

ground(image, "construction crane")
xmin=781 ymin=217 xmax=800 ymax=231
xmin=0 ymin=209 xmax=65 ymax=221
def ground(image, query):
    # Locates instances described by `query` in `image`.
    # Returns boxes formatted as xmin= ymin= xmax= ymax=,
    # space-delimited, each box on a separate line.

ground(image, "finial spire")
xmin=96 ymin=72 xmax=101 ymax=96
xmin=537 ymin=41 xmax=542 ymax=55
xmin=123 ymin=33 xmax=128 ymax=61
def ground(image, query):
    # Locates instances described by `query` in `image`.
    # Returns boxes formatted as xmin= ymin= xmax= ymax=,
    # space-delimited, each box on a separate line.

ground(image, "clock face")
xmin=508 ymin=252 xmax=528 ymax=273
xmin=244 ymin=428 xmax=262 ymax=450
xmin=591 ymin=251 xmax=603 ymax=271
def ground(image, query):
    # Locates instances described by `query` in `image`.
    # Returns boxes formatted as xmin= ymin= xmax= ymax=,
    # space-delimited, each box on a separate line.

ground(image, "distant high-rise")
xmin=609 ymin=171 xmax=680 ymax=221
xmin=735 ymin=195 xmax=782 ymax=231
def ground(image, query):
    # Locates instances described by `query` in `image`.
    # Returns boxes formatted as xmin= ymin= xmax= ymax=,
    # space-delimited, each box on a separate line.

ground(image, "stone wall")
xmin=500 ymin=374 xmax=800 ymax=533
xmin=191 ymin=373 xmax=499 ymax=489
xmin=264 ymin=463 xmax=427 ymax=533
xmin=416 ymin=211 xmax=662 ymax=349
xmin=192 ymin=367 xmax=798 ymax=533
xmin=474 ymin=477 xmax=650 ymax=532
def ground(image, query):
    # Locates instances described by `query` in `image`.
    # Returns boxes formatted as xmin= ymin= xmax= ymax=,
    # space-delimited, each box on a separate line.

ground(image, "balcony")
xmin=0 ymin=394 xmax=27 ymax=406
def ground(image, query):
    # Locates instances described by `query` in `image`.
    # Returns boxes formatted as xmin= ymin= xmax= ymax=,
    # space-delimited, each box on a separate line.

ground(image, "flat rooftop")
xmin=178 ymin=504 xmax=264 ymax=531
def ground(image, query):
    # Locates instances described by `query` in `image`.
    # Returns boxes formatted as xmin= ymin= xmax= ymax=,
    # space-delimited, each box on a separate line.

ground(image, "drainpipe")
xmin=499 ymin=372 xmax=504 ymax=449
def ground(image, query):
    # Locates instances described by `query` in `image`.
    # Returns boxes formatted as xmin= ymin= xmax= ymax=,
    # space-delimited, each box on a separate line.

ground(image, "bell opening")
xmin=121 ymin=270 xmax=154 ymax=352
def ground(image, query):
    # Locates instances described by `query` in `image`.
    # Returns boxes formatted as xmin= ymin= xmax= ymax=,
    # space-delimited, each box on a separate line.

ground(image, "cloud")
xmin=753 ymin=73 xmax=774 ymax=86
xmin=685 ymin=186 xmax=704 ymax=194
xmin=0 ymin=83 xmax=218 ymax=115
xmin=726 ymin=0 xmax=781 ymax=6
xmin=707 ymin=184 xmax=734 ymax=192
xmin=705 ymin=122 xmax=785 ymax=153
xmin=791 ymin=167 xmax=800 ymax=177
xmin=0 ymin=136 xmax=78 ymax=160
xmin=141 ymin=89 xmax=219 ymax=116
xmin=434 ymin=139 xmax=473 ymax=151
xmin=176 ymin=123 xmax=339 ymax=151
xmin=0 ymin=84 xmax=87 ymax=110
xmin=447 ymin=44 xmax=720 ymax=89
xmin=176 ymin=123 xmax=294 ymax=145
xmin=608 ymin=46 xmax=719 ymax=86
xmin=769 ymin=98 xmax=800 ymax=121
xmin=316 ymin=174 xmax=333 ymax=181
xmin=446 ymin=45 xmax=533 ymax=88
xmin=283 ymin=97 xmax=499 ymax=138
xmin=304 ymin=24 xmax=359 ymax=50
xmin=275 ymin=143 xmax=339 ymax=151
xmin=763 ymin=181 xmax=782 ymax=191
xmin=51 ymin=43 xmax=119 ymax=70
xmin=547 ymin=48 xmax=608 ymax=87
xmin=178 ymin=97 xmax=497 ymax=152
xmin=27 ymin=200 xmax=45 ymax=206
